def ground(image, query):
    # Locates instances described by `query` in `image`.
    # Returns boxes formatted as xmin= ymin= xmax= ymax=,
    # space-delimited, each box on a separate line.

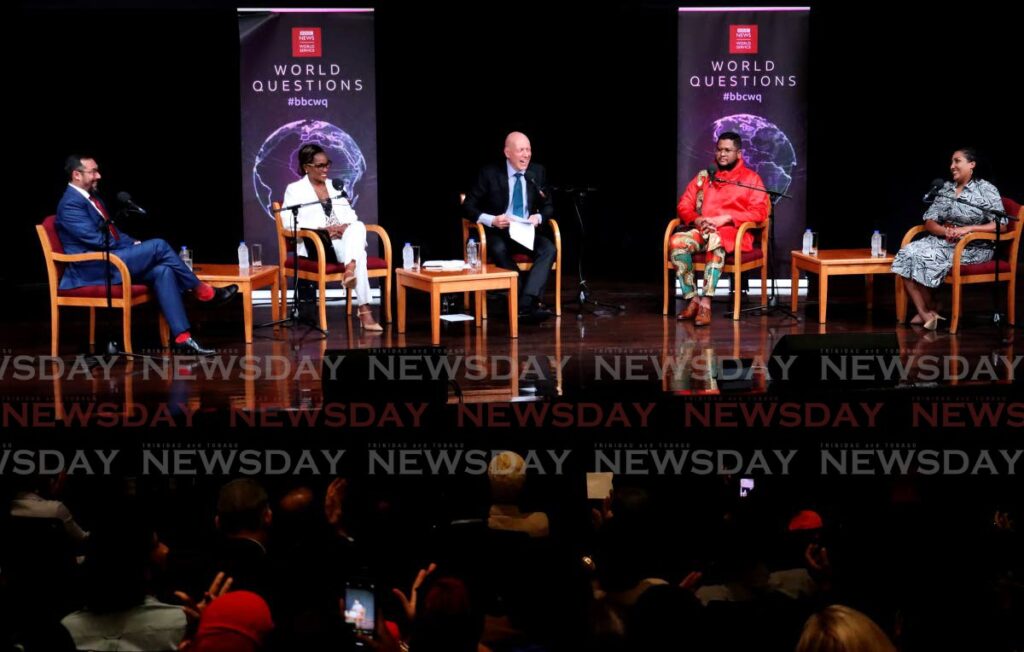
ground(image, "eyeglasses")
xmin=306 ymin=160 xmax=333 ymax=170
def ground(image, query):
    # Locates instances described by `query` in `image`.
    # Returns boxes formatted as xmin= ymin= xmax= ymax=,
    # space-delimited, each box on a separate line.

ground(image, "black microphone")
xmin=331 ymin=178 xmax=348 ymax=198
xmin=705 ymin=165 xmax=719 ymax=182
xmin=116 ymin=192 xmax=147 ymax=215
xmin=524 ymin=171 xmax=547 ymax=199
xmin=923 ymin=178 xmax=944 ymax=203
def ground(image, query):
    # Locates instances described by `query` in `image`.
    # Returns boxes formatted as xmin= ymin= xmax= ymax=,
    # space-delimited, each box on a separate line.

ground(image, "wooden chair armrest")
xmin=951 ymin=231 xmax=1004 ymax=263
xmin=664 ymin=218 xmax=682 ymax=258
xmin=546 ymin=218 xmax=561 ymax=251
xmin=366 ymin=224 xmax=393 ymax=268
xmin=732 ymin=220 xmax=764 ymax=254
xmin=735 ymin=219 xmax=767 ymax=235
xmin=294 ymin=229 xmax=328 ymax=274
xmin=901 ymin=225 xmax=928 ymax=247
xmin=51 ymin=251 xmax=133 ymax=285
xmin=472 ymin=221 xmax=487 ymax=265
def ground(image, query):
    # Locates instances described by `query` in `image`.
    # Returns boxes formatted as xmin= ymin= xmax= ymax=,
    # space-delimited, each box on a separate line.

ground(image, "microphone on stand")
xmin=525 ymin=171 xmax=547 ymax=199
xmin=116 ymin=192 xmax=148 ymax=215
xmin=331 ymin=178 xmax=348 ymax=198
xmin=705 ymin=165 xmax=719 ymax=182
xmin=922 ymin=178 xmax=945 ymax=203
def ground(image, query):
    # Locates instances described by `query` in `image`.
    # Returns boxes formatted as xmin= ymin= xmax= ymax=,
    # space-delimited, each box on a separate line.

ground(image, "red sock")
xmin=195 ymin=283 xmax=215 ymax=301
xmin=175 ymin=331 xmax=191 ymax=344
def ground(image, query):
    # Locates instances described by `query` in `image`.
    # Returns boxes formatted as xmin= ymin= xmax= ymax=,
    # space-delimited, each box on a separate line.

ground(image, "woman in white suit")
xmin=283 ymin=144 xmax=382 ymax=331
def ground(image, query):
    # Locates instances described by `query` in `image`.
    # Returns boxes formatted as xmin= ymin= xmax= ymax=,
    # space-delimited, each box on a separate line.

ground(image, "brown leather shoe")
xmin=677 ymin=301 xmax=700 ymax=321
xmin=694 ymin=304 xmax=713 ymax=327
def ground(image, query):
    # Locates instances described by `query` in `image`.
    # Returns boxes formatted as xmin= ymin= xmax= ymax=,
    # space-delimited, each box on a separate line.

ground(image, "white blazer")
xmin=282 ymin=175 xmax=360 ymax=257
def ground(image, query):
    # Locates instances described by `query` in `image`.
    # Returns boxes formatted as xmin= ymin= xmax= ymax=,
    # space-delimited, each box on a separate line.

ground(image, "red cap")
xmin=195 ymin=591 xmax=274 ymax=652
xmin=788 ymin=510 xmax=823 ymax=531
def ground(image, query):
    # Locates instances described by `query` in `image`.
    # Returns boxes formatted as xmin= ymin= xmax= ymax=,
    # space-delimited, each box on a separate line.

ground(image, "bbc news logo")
xmin=292 ymin=27 xmax=322 ymax=57
xmin=729 ymin=24 xmax=758 ymax=54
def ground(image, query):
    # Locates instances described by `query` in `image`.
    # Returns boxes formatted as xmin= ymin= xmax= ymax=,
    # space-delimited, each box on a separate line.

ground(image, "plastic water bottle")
xmin=402 ymin=242 xmax=413 ymax=270
xmin=179 ymin=246 xmax=192 ymax=270
xmin=238 ymin=241 xmax=249 ymax=272
xmin=467 ymin=238 xmax=480 ymax=271
xmin=871 ymin=230 xmax=882 ymax=257
xmin=802 ymin=229 xmax=813 ymax=255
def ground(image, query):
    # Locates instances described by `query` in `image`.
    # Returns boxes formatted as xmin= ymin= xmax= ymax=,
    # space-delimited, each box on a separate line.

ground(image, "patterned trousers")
xmin=670 ymin=228 xmax=727 ymax=299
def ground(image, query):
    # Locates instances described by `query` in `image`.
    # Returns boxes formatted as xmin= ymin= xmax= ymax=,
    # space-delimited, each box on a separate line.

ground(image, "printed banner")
xmin=678 ymin=7 xmax=809 ymax=275
xmin=239 ymin=9 xmax=378 ymax=263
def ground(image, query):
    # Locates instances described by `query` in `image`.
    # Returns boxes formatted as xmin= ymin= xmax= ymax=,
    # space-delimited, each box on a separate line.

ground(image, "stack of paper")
xmin=422 ymin=260 xmax=469 ymax=271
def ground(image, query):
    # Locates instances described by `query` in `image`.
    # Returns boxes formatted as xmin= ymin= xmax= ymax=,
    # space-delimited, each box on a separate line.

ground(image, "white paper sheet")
xmin=509 ymin=216 xmax=535 ymax=250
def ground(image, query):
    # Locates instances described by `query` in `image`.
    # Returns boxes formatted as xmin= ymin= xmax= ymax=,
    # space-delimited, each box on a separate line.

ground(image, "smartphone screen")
xmin=586 ymin=472 xmax=614 ymax=500
xmin=344 ymin=583 xmax=376 ymax=637
xmin=739 ymin=477 xmax=755 ymax=497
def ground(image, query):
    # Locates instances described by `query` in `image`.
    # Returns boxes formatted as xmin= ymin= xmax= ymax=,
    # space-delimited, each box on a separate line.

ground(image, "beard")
xmin=717 ymin=159 xmax=738 ymax=172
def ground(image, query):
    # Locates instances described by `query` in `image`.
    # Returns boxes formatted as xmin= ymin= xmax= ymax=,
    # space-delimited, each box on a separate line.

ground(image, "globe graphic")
xmin=253 ymin=119 xmax=366 ymax=221
xmin=713 ymin=114 xmax=796 ymax=195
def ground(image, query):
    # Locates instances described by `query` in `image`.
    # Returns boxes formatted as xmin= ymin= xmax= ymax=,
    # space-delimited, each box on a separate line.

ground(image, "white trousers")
xmin=330 ymin=221 xmax=372 ymax=307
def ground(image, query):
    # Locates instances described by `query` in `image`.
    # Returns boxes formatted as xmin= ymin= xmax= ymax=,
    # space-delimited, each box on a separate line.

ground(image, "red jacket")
xmin=676 ymin=158 xmax=769 ymax=253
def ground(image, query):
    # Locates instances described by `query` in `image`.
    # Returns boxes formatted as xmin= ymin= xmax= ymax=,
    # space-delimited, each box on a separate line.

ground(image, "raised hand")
xmin=392 ymin=562 xmax=438 ymax=622
xmin=174 ymin=571 xmax=234 ymax=624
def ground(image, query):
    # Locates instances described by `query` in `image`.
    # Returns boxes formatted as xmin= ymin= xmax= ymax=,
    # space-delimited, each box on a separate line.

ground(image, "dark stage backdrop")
xmin=678 ymin=7 xmax=809 ymax=277
xmin=10 ymin=1 xmax=1021 ymax=309
xmin=239 ymin=9 xmax=378 ymax=265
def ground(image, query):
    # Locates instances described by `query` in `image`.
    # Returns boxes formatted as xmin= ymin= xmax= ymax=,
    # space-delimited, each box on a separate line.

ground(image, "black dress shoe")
xmin=518 ymin=295 xmax=540 ymax=317
xmin=172 ymin=337 xmax=215 ymax=356
xmin=203 ymin=284 xmax=239 ymax=307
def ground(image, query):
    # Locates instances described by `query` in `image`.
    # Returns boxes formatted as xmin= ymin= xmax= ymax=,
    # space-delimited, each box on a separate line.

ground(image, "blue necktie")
xmin=511 ymin=172 xmax=524 ymax=217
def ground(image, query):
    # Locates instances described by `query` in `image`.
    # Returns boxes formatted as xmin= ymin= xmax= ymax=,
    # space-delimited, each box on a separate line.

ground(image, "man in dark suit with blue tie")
xmin=464 ymin=132 xmax=557 ymax=319
xmin=56 ymin=155 xmax=237 ymax=355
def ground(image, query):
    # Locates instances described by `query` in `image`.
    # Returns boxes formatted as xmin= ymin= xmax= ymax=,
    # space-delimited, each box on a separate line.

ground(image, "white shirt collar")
xmin=69 ymin=183 xmax=92 ymax=200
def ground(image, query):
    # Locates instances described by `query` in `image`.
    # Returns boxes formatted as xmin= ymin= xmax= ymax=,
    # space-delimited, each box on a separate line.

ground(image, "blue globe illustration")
xmin=713 ymin=114 xmax=796 ymax=195
xmin=253 ymin=119 xmax=366 ymax=220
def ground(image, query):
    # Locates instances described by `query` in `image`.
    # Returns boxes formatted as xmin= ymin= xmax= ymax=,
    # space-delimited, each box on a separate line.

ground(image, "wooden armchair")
xmin=896 ymin=196 xmax=1022 ymax=334
xmin=459 ymin=194 xmax=562 ymax=319
xmin=662 ymin=201 xmax=770 ymax=319
xmin=37 ymin=215 xmax=168 ymax=356
xmin=273 ymin=202 xmax=392 ymax=333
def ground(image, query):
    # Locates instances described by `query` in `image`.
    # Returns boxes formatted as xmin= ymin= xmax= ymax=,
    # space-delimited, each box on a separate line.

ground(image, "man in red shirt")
xmin=672 ymin=132 xmax=768 ymax=326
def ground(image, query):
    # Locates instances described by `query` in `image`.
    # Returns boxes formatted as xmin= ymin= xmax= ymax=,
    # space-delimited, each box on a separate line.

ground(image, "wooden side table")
xmin=193 ymin=264 xmax=281 ymax=343
xmin=396 ymin=265 xmax=519 ymax=345
xmin=790 ymin=249 xmax=895 ymax=323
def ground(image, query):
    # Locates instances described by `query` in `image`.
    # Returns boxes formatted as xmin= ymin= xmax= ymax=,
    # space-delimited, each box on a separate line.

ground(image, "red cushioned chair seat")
xmin=58 ymin=284 xmax=150 ymax=299
xmin=512 ymin=253 xmax=533 ymax=264
xmin=286 ymin=254 xmax=388 ymax=273
xmin=285 ymin=253 xmax=347 ymax=274
xmin=959 ymin=259 xmax=1011 ymax=276
xmin=724 ymin=248 xmax=764 ymax=264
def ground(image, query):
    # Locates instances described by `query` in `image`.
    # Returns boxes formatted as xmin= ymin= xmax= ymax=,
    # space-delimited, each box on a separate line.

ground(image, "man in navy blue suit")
xmin=56 ymin=155 xmax=237 ymax=355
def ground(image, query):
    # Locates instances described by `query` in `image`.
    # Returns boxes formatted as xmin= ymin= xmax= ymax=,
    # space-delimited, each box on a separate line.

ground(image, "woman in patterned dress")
xmin=891 ymin=148 xmax=1004 ymax=330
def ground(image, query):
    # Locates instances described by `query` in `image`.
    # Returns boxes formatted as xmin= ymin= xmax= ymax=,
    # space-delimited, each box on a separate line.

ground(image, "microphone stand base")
xmin=736 ymin=292 xmax=801 ymax=321
xmin=564 ymin=282 xmax=626 ymax=320
xmin=257 ymin=309 xmax=329 ymax=340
